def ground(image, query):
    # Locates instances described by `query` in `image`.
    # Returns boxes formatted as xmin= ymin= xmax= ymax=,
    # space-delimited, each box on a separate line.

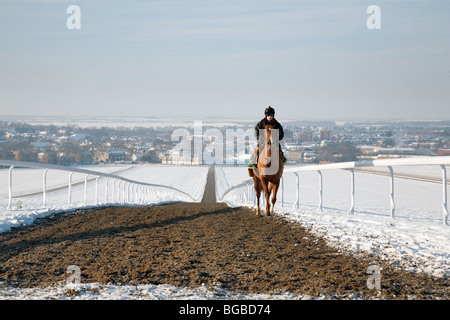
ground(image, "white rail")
xmin=219 ymin=157 xmax=450 ymax=225
xmin=1 ymin=160 xmax=195 ymax=209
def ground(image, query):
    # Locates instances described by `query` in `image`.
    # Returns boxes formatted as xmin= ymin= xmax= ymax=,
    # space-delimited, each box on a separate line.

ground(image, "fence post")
xmin=441 ymin=165 xmax=448 ymax=225
xmin=68 ymin=172 xmax=73 ymax=205
xmin=124 ymin=182 xmax=129 ymax=203
xmin=105 ymin=177 xmax=110 ymax=203
xmin=318 ymin=170 xmax=323 ymax=212
xmin=294 ymin=172 xmax=299 ymax=209
xmin=388 ymin=166 xmax=395 ymax=218
xmin=0 ymin=160 xmax=193 ymax=209
xmin=112 ymin=179 xmax=117 ymax=202
xmin=95 ymin=176 xmax=99 ymax=205
xmin=347 ymin=168 xmax=355 ymax=214
xmin=149 ymin=185 xmax=154 ymax=203
xmin=43 ymin=169 xmax=48 ymax=207
xmin=84 ymin=174 xmax=89 ymax=205
xmin=136 ymin=184 xmax=140 ymax=203
xmin=120 ymin=181 xmax=125 ymax=204
xmin=7 ymin=166 xmax=14 ymax=210
xmin=130 ymin=183 xmax=134 ymax=203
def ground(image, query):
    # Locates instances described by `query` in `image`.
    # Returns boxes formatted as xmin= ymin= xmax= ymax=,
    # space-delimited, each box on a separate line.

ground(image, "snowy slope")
xmin=0 ymin=163 xmax=449 ymax=299
xmin=217 ymin=165 xmax=450 ymax=278
xmin=0 ymin=164 xmax=208 ymax=233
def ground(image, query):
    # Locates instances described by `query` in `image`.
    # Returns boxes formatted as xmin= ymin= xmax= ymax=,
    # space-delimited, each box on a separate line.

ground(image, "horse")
xmin=252 ymin=121 xmax=284 ymax=216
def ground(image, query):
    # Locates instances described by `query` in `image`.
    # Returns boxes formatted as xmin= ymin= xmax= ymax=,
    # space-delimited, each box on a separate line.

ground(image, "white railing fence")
xmin=0 ymin=160 xmax=195 ymax=210
xmin=219 ymin=157 xmax=450 ymax=225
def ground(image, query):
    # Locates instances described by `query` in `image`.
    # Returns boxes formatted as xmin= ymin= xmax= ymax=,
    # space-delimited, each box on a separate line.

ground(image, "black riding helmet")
xmin=265 ymin=106 xmax=275 ymax=116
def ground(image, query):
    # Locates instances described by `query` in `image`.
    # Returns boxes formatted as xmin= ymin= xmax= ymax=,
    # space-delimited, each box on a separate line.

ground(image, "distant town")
xmin=1 ymin=118 xmax=450 ymax=167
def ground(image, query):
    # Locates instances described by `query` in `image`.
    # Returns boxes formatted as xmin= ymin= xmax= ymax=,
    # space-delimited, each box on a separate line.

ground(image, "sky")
xmin=0 ymin=0 xmax=449 ymax=121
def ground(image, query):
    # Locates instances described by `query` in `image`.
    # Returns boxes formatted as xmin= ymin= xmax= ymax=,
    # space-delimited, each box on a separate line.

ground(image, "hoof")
xmin=256 ymin=208 xmax=260 ymax=216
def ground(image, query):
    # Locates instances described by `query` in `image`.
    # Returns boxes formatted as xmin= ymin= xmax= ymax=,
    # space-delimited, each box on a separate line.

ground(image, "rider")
xmin=248 ymin=106 xmax=287 ymax=176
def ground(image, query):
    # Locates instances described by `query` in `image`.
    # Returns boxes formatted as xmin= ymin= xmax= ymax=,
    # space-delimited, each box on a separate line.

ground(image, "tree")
xmin=381 ymin=138 xmax=395 ymax=148
xmin=317 ymin=141 xmax=360 ymax=163
xmin=141 ymin=149 xmax=160 ymax=163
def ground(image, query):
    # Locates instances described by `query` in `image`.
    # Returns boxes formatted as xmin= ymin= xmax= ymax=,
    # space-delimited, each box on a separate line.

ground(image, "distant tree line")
xmin=316 ymin=141 xmax=361 ymax=163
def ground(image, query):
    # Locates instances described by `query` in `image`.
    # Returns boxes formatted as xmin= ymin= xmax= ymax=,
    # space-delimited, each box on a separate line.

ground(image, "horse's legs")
xmin=267 ymin=183 xmax=274 ymax=215
xmin=256 ymin=189 xmax=261 ymax=216
xmin=253 ymin=177 xmax=261 ymax=216
xmin=261 ymin=180 xmax=271 ymax=215
xmin=270 ymin=182 xmax=279 ymax=215
xmin=268 ymin=183 xmax=273 ymax=197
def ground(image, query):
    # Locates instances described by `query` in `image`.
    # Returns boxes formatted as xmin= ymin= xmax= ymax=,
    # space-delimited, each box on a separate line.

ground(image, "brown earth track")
xmin=0 ymin=167 xmax=448 ymax=299
xmin=201 ymin=166 xmax=217 ymax=203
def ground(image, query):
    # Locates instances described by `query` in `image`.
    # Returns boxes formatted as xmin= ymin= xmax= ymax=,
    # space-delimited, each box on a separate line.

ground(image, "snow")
xmin=0 ymin=164 xmax=208 ymax=233
xmin=218 ymin=165 xmax=450 ymax=279
xmin=0 ymin=163 xmax=449 ymax=299
xmin=0 ymin=282 xmax=312 ymax=300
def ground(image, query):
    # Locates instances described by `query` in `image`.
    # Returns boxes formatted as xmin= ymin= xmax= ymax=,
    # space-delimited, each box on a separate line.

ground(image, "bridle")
xmin=264 ymin=125 xmax=273 ymax=153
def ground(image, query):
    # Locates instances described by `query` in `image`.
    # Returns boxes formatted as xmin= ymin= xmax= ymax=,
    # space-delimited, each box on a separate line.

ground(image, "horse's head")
xmin=261 ymin=121 xmax=275 ymax=158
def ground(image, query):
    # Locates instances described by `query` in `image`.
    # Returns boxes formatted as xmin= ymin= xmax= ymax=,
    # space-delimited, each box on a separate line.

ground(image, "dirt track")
xmin=0 ymin=167 xmax=448 ymax=299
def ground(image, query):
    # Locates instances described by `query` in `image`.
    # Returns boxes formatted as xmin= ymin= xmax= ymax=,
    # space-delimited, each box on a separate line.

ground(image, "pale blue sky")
xmin=1 ymin=0 xmax=449 ymax=121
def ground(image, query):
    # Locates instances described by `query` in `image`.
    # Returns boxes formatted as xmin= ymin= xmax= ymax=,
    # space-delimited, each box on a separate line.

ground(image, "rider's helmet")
xmin=265 ymin=106 xmax=275 ymax=116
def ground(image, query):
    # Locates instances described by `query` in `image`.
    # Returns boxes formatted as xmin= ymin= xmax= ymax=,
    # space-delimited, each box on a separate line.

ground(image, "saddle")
xmin=247 ymin=147 xmax=259 ymax=178
xmin=247 ymin=146 xmax=286 ymax=177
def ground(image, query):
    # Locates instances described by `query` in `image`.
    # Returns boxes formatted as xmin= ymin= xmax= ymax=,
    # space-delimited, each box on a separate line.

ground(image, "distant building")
xmin=108 ymin=150 xmax=126 ymax=163
xmin=360 ymin=145 xmax=380 ymax=156
xmin=438 ymin=149 xmax=450 ymax=156
xmin=303 ymin=151 xmax=317 ymax=162
xmin=378 ymin=147 xmax=415 ymax=155
xmin=32 ymin=142 xmax=51 ymax=150
xmin=95 ymin=151 xmax=109 ymax=164
xmin=69 ymin=133 xmax=87 ymax=141
xmin=284 ymin=142 xmax=300 ymax=150
xmin=13 ymin=150 xmax=38 ymax=162
xmin=38 ymin=151 xmax=58 ymax=164
xmin=300 ymin=130 xmax=313 ymax=142
xmin=360 ymin=145 xmax=429 ymax=159
xmin=319 ymin=129 xmax=331 ymax=141
xmin=132 ymin=152 xmax=143 ymax=162
xmin=286 ymin=150 xmax=302 ymax=162
xmin=76 ymin=150 xmax=94 ymax=164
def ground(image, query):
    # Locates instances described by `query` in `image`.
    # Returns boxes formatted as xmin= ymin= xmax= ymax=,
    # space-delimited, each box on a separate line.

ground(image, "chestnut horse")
xmin=253 ymin=121 xmax=284 ymax=216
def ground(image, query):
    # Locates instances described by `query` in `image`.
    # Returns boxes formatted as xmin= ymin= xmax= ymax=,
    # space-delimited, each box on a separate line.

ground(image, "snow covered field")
xmin=0 ymin=164 xmax=208 ymax=233
xmin=217 ymin=165 xmax=450 ymax=279
xmin=0 ymin=163 xmax=449 ymax=299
